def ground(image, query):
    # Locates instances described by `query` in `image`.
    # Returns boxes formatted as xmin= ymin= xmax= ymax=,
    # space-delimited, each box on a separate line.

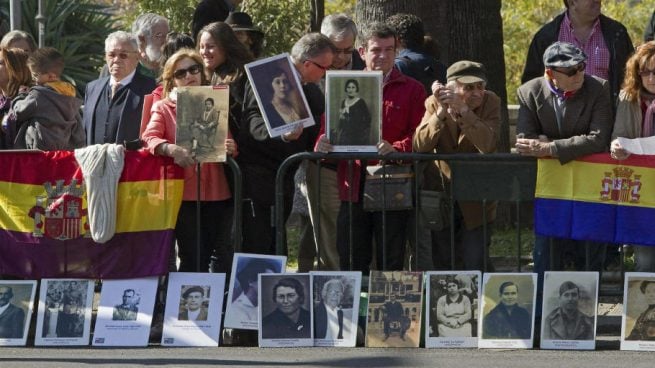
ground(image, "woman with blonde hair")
xmin=0 ymin=30 xmax=36 ymax=53
xmin=141 ymin=48 xmax=237 ymax=273
xmin=610 ymin=41 xmax=655 ymax=271
xmin=0 ymin=47 xmax=32 ymax=148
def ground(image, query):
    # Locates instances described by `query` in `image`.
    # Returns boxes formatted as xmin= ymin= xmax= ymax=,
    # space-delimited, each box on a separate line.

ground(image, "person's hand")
xmin=169 ymin=144 xmax=196 ymax=168
xmin=377 ymin=140 xmax=397 ymax=155
xmin=225 ymin=138 xmax=236 ymax=156
xmin=610 ymin=139 xmax=630 ymax=160
xmin=282 ymin=124 xmax=303 ymax=142
xmin=515 ymin=138 xmax=552 ymax=157
xmin=315 ymin=134 xmax=333 ymax=153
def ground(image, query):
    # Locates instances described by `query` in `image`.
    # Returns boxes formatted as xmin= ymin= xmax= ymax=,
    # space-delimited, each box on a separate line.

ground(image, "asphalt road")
xmin=2 ymin=344 xmax=655 ymax=368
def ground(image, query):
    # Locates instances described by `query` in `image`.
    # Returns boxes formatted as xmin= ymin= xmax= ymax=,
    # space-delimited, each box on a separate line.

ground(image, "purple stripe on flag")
xmin=0 ymin=230 xmax=173 ymax=279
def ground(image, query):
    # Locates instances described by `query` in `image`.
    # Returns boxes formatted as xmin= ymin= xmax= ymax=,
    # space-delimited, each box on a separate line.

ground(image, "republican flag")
xmin=535 ymin=154 xmax=655 ymax=246
xmin=0 ymin=150 xmax=184 ymax=279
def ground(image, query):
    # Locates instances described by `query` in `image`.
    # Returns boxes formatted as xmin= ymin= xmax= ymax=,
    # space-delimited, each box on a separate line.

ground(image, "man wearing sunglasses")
xmin=83 ymin=31 xmax=157 ymax=146
xmin=515 ymin=41 xmax=612 ymax=310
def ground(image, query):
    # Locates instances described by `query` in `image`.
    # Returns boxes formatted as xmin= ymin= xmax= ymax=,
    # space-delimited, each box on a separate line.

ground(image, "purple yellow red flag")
xmin=0 ymin=150 xmax=183 ymax=278
xmin=535 ymin=153 xmax=655 ymax=246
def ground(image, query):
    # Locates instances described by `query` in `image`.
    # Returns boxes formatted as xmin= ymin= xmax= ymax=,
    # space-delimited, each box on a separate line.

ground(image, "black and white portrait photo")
xmin=35 ymin=279 xmax=94 ymax=346
xmin=540 ymin=271 xmax=597 ymax=350
xmin=224 ymin=253 xmax=287 ymax=330
xmin=425 ymin=271 xmax=480 ymax=348
xmin=178 ymin=285 xmax=210 ymax=321
xmin=0 ymin=281 xmax=36 ymax=346
xmin=479 ymin=273 xmax=536 ymax=349
xmin=244 ymin=53 xmax=313 ymax=138
xmin=259 ymin=273 xmax=313 ymax=347
xmin=311 ymin=271 xmax=361 ymax=347
xmin=622 ymin=273 xmax=655 ymax=351
xmin=326 ymin=71 xmax=381 ymax=152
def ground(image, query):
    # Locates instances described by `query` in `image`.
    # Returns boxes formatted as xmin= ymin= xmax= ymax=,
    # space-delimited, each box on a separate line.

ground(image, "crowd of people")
xmin=1 ymin=1 xmax=655 ymax=290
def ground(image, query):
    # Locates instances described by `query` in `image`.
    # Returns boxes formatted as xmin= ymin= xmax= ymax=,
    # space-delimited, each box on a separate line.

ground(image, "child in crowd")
xmin=8 ymin=47 xmax=85 ymax=150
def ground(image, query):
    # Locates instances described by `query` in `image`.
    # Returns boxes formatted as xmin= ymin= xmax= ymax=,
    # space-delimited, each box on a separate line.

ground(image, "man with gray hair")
xmin=83 ymin=31 xmax=157 ymax=146
xmin=320 ymin=13 xmax=364 ymax=70
xmin=314 ymin=279 xmax=353 ymax=340
xmin=238 ymin=33 xmax=334 ymax=255
xmin=131 ymin=13 xmax=169 ymax=78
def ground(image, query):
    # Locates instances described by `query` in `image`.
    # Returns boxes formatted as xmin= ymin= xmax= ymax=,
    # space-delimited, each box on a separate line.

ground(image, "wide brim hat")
xmin=446 ymin=60 xmax=487 ymax=84
xmin=225 ymin=12 xmax=263 ymax=36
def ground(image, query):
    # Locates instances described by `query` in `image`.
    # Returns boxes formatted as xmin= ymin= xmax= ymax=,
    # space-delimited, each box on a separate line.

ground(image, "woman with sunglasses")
xmin=142 ymin=48 xmax=237 ymax=273
xmin=610 ymin=41 xmax=655 ymax=272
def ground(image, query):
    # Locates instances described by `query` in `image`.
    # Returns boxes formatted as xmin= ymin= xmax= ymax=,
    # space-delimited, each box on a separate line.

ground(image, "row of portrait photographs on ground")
xmin=1 ymin=264 xmax=655 ymax=350
xmin=245 ymin=53 xmax=382 ymax=151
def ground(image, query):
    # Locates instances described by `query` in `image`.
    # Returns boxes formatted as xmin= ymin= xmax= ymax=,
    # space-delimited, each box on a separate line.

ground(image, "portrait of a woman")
xmin=334 ymin=78 xmax=371 ymax=145
xmin=435 ymin=278 xmax=472 ymax=337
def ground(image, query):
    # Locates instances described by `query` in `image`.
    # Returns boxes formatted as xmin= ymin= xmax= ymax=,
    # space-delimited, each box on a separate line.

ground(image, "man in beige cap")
xmin=413 ymin=60 xmax=500 ymax=270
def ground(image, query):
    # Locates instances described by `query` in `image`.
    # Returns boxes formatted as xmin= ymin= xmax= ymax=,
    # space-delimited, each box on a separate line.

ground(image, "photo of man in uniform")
xmin=543 ymin=281 xmax=594 ymax=340
xmin=112 ymin=289 xmax=139 ymax=321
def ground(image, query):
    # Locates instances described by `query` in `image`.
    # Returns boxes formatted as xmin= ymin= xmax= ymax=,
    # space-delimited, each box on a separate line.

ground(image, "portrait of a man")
xmin=112 ymin=289 xmax=139 ymax=321
xmin=0 ymin=286 xmax=26 ymax=339
xmin=262 ymin=277 xmax=311 ymax=339
xmin=543 ymin=281 xmax=594 ymax=340
xmin=482 ymin=281 xmax=531 ymax=339
xmin=382 ymin=293 xmax=409 ymax=341
xmin=314 ymin=279 xmax=352 ymax=340
xmin=178 ymin=286 xmax=209 ymax=321
xmin=230 ymin=258 xmax=278 ymax=324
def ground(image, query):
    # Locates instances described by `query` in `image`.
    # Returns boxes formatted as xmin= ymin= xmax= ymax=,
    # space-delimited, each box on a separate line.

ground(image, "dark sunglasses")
xmin=173 ymin=64 xmax=202 ymax=79
xmin=639 ymin=69 xmax=655 ymax=78
xmin=553 ymin=62 xmax=586 ymax=77
xmin=305 ymin=59 xmax=331 ymax=71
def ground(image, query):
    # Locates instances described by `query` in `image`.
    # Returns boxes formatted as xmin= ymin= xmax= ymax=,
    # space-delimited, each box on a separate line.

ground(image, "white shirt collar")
xmin=111 ymin=68 xmax=137 ymax=88
xmin=0 ymin=302 xmax=9 ymax=315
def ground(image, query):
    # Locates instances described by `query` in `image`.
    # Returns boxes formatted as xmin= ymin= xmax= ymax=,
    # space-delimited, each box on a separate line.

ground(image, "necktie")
xmin=337 ymin=309 xmax=344 ymax=339
xmin=111 ymin=82 xmax=122 ymax=98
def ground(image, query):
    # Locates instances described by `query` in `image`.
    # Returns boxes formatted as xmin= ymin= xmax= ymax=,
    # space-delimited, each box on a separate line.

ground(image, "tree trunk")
xmin=355 ymin=0 xmax=509 ymax=152
xmin=310 ymin=0 xmax=325 ymax=32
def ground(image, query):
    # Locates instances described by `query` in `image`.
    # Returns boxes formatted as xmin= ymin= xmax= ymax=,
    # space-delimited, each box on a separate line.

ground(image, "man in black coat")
xmin=0 ymin=286 xmax=25 ymax=339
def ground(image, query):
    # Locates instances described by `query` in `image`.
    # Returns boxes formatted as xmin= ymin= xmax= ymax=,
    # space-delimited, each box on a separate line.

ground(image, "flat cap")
xmin=447 ymin=60 xmax=487 ymax=84
xmin=543 ymin=41 xmax=587 ymax=68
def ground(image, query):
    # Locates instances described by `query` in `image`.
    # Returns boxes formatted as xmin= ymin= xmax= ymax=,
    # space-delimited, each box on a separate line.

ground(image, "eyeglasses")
xmin=552 ymin=62 xmax=586 ymax=77
xmin=305 ymin=59 xmax=331 ymax=71
xmin=105 ymin=51 xmax=137 ymax=60
xmin=334 ymin=48 xmax=354 ymax=55
xmin=173 ymin=64 xmax=202 ymax=79
xmin=639 ymin=69 xmax=655 ymax=78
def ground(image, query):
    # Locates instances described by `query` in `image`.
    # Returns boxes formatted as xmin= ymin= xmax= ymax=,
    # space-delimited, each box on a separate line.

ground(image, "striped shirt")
xmin=558 ymin=12 xmax=609 ymax=80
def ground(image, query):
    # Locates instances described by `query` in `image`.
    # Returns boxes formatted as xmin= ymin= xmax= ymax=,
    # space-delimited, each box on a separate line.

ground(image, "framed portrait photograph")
xmin=244 ymin=53 xmax=314 ymax=138
xmin=161 ymin=272 xmax=226 ymax=347
xmin=621 ymin=272 xmax=655 ymax=351
xmin=35 ymin=279 xmax=94 ymax=346
xmin=425 ymin=271 xmax=481 ymax=348
xmin=92 ymin=277 xmax=159 ymax=347
xmin=224 ymin=253 xmax=287 ymax=330
xmin=176 ymin=85 xmax=230 ymax=163
xmin=365 ymin=271 xmax=423 ymax=348
xmin=540 ymin=271 xmax=598 ymax=350
xmin=310 ymin=271 xmax=362 ymax=347
xmin=325 ymin=70 xmax=382 ymax=152
xmin=478 ymin=273 xmax=536 ymax=349
xmin=0 ymin=280 xmax=37 ymax=346
xmin=258 ymin=273 xmax=313 ymax=347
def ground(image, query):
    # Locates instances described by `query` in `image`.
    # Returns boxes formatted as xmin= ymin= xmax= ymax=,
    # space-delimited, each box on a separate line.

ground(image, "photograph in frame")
xmin=258 ymin=273 xmax=313 ymax=347
xmin=224 ymin=253 xmax=287 ymax=330
xmin=425 ymin=271 xmax=481 ymax=348
xmin=310 ymin=271 xmax=362 ymax=347
xmin=0 ymin=280 xmax=37 ymax=346
xmin=365 ymin=271 xmax=423 ymax=348
xmin=161 ymin=272 xmax=226 ymax=347
xmin=478 ymin=273 xmax=536 ymax=349
xmin=621 ymin=272 xmax=655 ymax=351
xmin=540 ymin=271 xmax=598 ymax=350
xmin=176 ymin=85 xmax=229 ymax=163
xmin=244 ymin=53 xmax=314 ymax=138
xmin=325 ymin=71 xmax=382 ymax=152
xmin=92 ymin=277 xmax=159 ymax=346
xmin=35 ymin=279 xmax=94 ymax=346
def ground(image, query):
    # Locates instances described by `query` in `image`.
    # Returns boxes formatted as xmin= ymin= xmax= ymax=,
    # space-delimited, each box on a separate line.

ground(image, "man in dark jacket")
xmin=521 ymin=0 xmax=633 ymax=115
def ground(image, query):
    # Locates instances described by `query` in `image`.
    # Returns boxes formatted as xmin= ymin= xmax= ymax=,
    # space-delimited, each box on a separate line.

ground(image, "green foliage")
xmin=502 ymin=0 xmax=653 ymax=104
xmin=241 ymin=0 xmax=311 ymax=56
xmin=325 ymin=0 xmax=356 ymax=17
xmin=122 ymin=0 xmax=196 ymax=35
xmin=9 ymin=0 xmax=117 ymax=96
